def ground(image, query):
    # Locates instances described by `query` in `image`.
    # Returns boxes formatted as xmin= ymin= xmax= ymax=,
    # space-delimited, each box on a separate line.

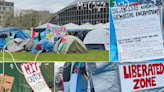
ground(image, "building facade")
xmin=47 ymin=0 xmax=109 ymax=25
xmin=37 ymin=11 xmax=54 ymax=25
xmin=0 ymin=0 xmax=14 ymax=27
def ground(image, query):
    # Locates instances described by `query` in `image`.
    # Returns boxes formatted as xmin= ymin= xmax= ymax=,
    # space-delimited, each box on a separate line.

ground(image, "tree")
xmin=3 ymin=9 xmax=40 ymax=30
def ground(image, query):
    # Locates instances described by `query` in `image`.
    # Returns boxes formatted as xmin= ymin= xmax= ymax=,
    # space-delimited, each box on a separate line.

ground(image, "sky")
xmin=6 ymin=0 xmax=74 ymax=13
xmin=55 ymin=62 xmax=65 ymax=73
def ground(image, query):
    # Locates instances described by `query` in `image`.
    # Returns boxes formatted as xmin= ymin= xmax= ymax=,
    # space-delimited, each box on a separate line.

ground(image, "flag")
xmin=74 ymin=67 xmax=78 ymax=74
xmin=31 ymin=29 xmax=36 ymax=39
xmin=43 ymin=29 xmax=47 ymax=39
xmin=47 ymin=23 xmax=50 ymax=28
xmin=47 ymin=23 xmax=50 ymax=32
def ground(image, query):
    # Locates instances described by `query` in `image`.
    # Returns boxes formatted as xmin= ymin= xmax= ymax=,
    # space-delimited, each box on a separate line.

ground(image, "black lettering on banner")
xmin=27 ymin=73 xmax=42 ymax=83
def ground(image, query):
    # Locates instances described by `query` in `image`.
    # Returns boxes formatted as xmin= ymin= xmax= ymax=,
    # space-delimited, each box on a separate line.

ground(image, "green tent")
xmin=53 ymin=35 xmax=88 ymax=54
xmin=5 ymin=37 xmax=14 ymax=43
xmin=25 ymin=30 xmax=31 ymax=36
xmin=0 ymin=62 xmax=53 ymax=92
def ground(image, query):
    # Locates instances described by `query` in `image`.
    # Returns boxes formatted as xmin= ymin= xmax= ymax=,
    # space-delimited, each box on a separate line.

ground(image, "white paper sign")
xmin=20 ymin=62 xmax=52 ymax=92
xmin=111 ymin=4 xmax=164 ymax=61
xmin=118 ymin=62 xmax=164 ymax=92
xmin=104 ymin=43 xmax=109 ymax=50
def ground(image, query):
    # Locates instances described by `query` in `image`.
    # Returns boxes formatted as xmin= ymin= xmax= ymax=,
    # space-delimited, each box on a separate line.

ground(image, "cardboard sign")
xmin=54 ymin=26 xmax=66 ymax=37
xmin=118 ymin=62 xmax=164 ymax=92
xmin=0 ymin=75 xmax=14 ymax=92
xmin=104 ymin=43 xmax=109 ymax=50
xmin=111 ymin=4 xmax=164 ymax=61
xmin=20 ymin=62 xmax=52 ymax=92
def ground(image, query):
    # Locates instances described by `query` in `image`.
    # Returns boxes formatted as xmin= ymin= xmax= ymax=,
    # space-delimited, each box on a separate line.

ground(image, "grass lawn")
xmin=42 ymin=63 xmax=54 ymax=92
xmin=0 ymin=50 xmax=109 ymax=61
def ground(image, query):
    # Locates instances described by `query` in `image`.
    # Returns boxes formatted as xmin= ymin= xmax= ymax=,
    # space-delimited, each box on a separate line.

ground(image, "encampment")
xmin=0 ymin=62 xmax=53 ymax=92
xmin=83 ymin=28 xmax=109 ymax=50
xmin=53 ymin=35 xmax=88 ymax=54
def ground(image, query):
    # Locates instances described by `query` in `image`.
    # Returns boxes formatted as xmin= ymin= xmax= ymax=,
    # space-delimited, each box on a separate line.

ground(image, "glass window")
xmin=3 ymin=7 xmax=7 ymax=10
xmin=5 ymin=3 xmax=10 ymax=6
xmin=0 ymin=2 xmax=4 ymax=5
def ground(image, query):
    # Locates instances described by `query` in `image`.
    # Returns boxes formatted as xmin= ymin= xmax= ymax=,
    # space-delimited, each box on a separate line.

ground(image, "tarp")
xmin=0 ymin=62 xmax=53 ymax=92
xmin=0 ymin=27 xmax=29 ymax=40
xmin=92 ymin=62 xmax=164 ymax=92
xmin=30 ymin=39 xmax=54 ymax=53
xmin=6 ymin=38 xmax=36 ymax=52
xmin=109 ymin=0 xmax=164 ymax=61
xmin=0 ymin=38 xmax=5 ymax=47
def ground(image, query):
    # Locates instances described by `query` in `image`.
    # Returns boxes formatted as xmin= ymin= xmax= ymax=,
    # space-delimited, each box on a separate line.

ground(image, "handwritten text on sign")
xmin=0 ymin=75 xmax=14 ymax=92
xmin=20 ymin=62 xmax=52 ymax=92
xmin=54 ymin=26 xmax=66 ymax=36
xmin=111 ymin=4 xmax=164 ymax=61
xmin=118 ymin=63 xmax=164 ymax=92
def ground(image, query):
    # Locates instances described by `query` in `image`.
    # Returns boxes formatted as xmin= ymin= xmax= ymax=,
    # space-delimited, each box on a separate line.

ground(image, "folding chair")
xmin=35 ymin=44 xmax=43 ymax=54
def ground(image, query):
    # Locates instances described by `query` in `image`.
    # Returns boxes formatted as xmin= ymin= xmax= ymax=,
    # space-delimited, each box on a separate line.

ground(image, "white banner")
xmin=118 ymin=62 xmax=164 ymax=92
xmin=20 ymin=62 xmax=52 ymax=92
xmin=111 ymin=4 xmax=164 ymax=61
xmin=54 ymin=26 xmax=66 ymax=37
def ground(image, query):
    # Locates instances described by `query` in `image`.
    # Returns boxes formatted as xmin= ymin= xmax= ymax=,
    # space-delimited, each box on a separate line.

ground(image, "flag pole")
xmin=85 ymin=62 xmax=91 ymax=92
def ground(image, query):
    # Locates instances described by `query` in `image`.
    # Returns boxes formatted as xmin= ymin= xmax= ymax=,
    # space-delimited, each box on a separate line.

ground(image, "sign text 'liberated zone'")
xmin=119 ymin=63 xmax=164 ymax=92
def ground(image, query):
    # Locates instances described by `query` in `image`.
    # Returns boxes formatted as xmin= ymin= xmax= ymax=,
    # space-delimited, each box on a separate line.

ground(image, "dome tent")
xmin=53 ymin=35 xmax=88 ymax=54
xmin=83 ymin=28 xmax=109 ymax=50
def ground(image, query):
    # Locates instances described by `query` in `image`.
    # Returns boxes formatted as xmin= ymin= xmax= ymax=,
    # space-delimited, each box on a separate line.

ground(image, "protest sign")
xmin=20 ymin=62 xmax=52 ymax=92
xmin=54 ymin=26 xmax=66 ymax=37
xmin=111 ymin=4 xmax=164 ymax=61
xmin=118 ymin=62 xmax=164 ymax=92
xmin=0 ymin=75 xmax=14 ymax=92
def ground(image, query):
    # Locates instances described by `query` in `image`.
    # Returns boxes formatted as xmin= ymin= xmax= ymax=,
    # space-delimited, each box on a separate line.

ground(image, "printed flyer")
xmin=111 ymin=4 xmax=164 ymax=61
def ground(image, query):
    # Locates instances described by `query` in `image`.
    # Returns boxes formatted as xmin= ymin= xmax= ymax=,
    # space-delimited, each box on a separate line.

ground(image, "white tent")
xmin=79 ymin=23 xmax=95 ymax=30
xmin=37 ymin=23 xmax=61 ymax=30
xmin=94 ymin=23 xmax=103 ymax=29
xmin=83 ymin=28 xmax=109 ymax=50
xmin=63 ymin=23 xmax=81 ymax=29
xmin=98 ymin=22 xmax=109 ymax=29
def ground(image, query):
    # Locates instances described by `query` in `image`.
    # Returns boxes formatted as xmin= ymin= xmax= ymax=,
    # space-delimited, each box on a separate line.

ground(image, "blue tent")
xmin=0 ymin=27 xmax=29 ymax=40
xmin=0 ymin=38 xmax=5 ymax=47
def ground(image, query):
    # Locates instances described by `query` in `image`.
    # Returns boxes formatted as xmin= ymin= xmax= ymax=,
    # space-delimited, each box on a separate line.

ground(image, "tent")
xmin=62 ymin=62 xmax=96 ymax=92
xmin=53 ymin=35 xmax=88 ymax=54
xmin=92 ymin=62 xmax=164 ymax=92
xmin=24 ymin=30 xmax=31 ymax=36
xmin=6 ymin=38 xmax=36 ymax=52
xmin=83 ymin=28 xmax=109 ymax=50
xmin=63 ymin=23 xmax=88 ymax=32
xmin=37 ymin=23 xmax=61 ymax=30
xmin=0 ymin=62 xmax=53 ymax=92
xmin=0 ymin=38 xmax=5 ymax=47
xmin=79 ymin=23 xmax=95 ymax=30
xmin=0 ymin=27 xmax=29 ymax=40
xmin=61 ymin=62 xmax=163 ymax=92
